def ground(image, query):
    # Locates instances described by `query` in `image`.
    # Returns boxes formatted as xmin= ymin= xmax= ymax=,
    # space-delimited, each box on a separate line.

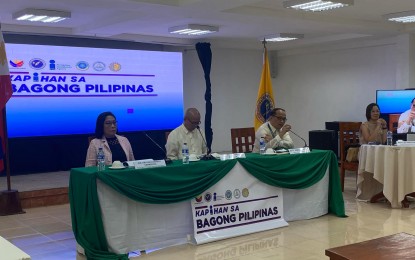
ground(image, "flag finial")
xmin=262 ymin=38 xmax=267 ymax=49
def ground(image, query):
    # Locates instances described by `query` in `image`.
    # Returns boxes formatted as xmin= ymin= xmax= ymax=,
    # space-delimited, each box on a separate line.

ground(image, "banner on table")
xmin=191 ymin=163 xmax=287 ymax=244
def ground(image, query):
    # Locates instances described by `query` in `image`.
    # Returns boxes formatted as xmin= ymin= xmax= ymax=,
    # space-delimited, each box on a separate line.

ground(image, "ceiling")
xmin=1 ymin=0 xmax=415 ymax=50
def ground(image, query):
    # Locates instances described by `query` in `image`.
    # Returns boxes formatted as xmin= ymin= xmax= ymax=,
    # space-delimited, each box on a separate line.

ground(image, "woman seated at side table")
xmin=359 ymin=103 xmax=387 ymax=145
xmin=85 ymin=111 xmax=135 ymax=167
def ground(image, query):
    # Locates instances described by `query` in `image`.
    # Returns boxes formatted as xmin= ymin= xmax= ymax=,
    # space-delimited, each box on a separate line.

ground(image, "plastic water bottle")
xmin=97 ymin=147 xmax=105 ymax=171
xmin=259 ymin=137 xmax=266 ymax=155
xmin=386 ymin=131 xmax=393 ymax=146
xmin=182 ymin=143 xmax=189 ymax=164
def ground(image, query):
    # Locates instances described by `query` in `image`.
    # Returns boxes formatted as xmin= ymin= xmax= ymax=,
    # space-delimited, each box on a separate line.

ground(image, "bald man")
xmin=166 ymin=108 xmax=208 ymax=160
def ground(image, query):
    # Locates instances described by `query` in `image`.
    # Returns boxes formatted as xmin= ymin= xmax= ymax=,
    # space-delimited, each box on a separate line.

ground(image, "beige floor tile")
xmin=0 ymin=226 xmax=38 ymax=239
xmin=31 ymin=221 xmax=72 ymax=234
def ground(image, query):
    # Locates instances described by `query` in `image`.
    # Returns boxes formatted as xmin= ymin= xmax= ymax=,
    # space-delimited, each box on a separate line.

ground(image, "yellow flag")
xmin=254 ymin=47 xmax=275 ymax=130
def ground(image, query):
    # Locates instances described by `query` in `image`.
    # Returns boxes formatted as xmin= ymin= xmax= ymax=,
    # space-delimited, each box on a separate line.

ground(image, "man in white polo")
xmin=253 ymin=108 xmax=294 ymax=153
xmin=166 ymin=108 xmax=207 ymax=160
xmin=397 ymin=97 xmax=415 ymax=133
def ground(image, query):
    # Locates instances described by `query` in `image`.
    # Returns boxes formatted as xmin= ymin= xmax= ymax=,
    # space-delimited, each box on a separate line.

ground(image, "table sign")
xmin=191 ymin=164 xmax=287 ymax=244
xmin=288 ymin=147 xmax=310 ymax=154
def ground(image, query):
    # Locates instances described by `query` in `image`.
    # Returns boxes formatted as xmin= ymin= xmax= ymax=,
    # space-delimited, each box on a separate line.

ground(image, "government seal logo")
xmin=225 ymin=190 xmax=232 ymax=200
xmin=255 ymin=93 xmax=274 ymax=123
xmin=29 ymin=58 xmax=46 ymax=70
xmin=93 ymin=61 xmax=106 ymax=71
xmin=242 ymin=188 xmax=249 ymax=198
xmin=76 ymin=61 xmax=89 ymax=71
xmin=204 ymin=192 xmax=212 ymax=202
xmin=109 ymin=62 xmax=121 ymax=72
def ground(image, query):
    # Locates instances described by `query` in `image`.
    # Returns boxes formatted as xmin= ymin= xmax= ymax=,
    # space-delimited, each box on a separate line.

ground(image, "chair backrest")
xmin=230 ymin=127 xmax=255 ymax=153
xmin=339 ymin=122 xmax=362 ymax=162
xmin=388 ymin=114 xmax=400 ymax=133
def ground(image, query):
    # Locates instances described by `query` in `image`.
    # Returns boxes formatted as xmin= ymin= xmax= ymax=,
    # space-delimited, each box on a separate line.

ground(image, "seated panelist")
xmin=85 ymin=112 xmax=135 ymax=167
xmin=166 ymin=108 xmax=207 ymax=160
xmin=359 ymin=103 xmax=387 ymax=145
xmin=253 ymin=108 xmax=294 ymax=153
xmin=397 ymin=97 xmax=415 ymax=133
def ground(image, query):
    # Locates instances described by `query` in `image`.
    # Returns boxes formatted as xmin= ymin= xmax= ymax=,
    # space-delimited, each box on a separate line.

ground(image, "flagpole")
xmin=3 ymin=107 xmax=11 ymax=191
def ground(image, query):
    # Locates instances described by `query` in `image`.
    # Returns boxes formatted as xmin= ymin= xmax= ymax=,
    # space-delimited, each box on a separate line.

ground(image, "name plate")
xmin=125 ymin=159 xmax=167 ymax=169
xmin=396 ymin=140 xmax=415 ymax=147
xmin=125 ymin=159 xmax=152 ymax=167
xmin=134 ymin=160 xmax=166 ymax=169
xmin=288 ymin=147 xmax=310 ymax=154
xmin=219 ymin=153 xmax=246 ymax=161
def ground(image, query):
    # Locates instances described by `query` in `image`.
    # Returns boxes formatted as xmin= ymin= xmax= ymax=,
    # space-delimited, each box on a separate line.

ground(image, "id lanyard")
xmin=267 ymin=123 xmax=277 ymax=138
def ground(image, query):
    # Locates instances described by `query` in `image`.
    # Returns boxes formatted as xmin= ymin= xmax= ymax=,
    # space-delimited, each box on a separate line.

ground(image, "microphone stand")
xmin=289 ymin=130 xmax=311 ymax=150
xmin=197 ymin=126 xmax=216 ymax=160
xmin=143 ymin=132 xmax=172 ymax=164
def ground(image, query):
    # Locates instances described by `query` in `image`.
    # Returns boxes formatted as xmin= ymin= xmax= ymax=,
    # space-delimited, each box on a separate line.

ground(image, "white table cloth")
xmin=357 ymin=144 xmax=415 ymax=208
xmin=97 ymin=162 xmax=329 ymax=254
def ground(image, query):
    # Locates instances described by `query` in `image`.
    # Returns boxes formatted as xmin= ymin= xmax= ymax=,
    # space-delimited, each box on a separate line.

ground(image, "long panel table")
xmin=357 ymin=144 xmax=415 ymax=208
xmin=69 ymin=150 xmax=345 ymax=260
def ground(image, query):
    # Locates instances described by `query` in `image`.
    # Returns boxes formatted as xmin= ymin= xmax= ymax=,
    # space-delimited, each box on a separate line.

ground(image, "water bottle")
xmin=182 ymin=143 xmax=189 ymax=164
xmin=259 ymin=137 xmax=266 ymax=155
xmin=97 ymin=147 xmax=105 ymax=171
xmin=386 ymin=131 xmax=393 ymax=146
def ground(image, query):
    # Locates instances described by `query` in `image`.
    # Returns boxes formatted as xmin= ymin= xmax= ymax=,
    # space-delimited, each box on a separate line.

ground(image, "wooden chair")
xmin=388 ymin=114 xmax=400 ymax=133
xmin=339 ymin=122 xmax=362 ymax=192
xmin=230 ymin=127 xmax=255 ymax=153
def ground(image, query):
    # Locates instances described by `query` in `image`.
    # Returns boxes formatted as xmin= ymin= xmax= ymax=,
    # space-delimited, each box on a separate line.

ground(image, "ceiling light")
xmin=168 ymin=24 xmax=219 ymax=36
xmin=283 ymin=0 xmax=354 ymax=12
xmin=262 ymin=33 xmax=304 ymax=42
xmin=383 ymin=11 xmax=415 ymax=23
xmin=13 ymin=8 xmax=71 ymax=23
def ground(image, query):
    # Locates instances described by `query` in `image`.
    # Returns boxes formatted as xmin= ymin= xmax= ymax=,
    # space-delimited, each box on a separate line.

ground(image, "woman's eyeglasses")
xmin=104 ymin=121 xmax=118 ymax=126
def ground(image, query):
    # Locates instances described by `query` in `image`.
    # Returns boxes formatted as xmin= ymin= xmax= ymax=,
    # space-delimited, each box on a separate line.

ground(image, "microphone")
xmin=289 ymin=130 xmax=310 ymax=149
xmin=196 ymin=126 xmax=215 ymax=160
xmin=143 ymin=132 xmax=172 ymax=164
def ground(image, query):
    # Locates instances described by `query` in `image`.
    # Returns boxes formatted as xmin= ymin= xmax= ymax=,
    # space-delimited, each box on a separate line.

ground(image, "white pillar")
xmin=396 ymin=34 xmax=415 ymax=90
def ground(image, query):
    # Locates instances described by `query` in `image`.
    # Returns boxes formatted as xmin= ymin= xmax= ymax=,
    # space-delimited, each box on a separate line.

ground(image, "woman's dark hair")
xmin=95 ymin=111 xmax=116 ymax=138
xmin=365 ymin=103 xmax=380 ymax=121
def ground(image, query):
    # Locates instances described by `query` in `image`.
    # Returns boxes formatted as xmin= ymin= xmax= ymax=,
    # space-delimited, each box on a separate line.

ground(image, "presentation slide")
xmin=5 ymin=43 xmax=183 ymax=138
xmin=377 ymin=90 xmax=415 ymax=114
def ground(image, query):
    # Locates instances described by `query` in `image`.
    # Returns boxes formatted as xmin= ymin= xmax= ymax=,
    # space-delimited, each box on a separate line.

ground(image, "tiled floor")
xmin=0 ymin=171 xmax=70 ymax=192
xmin=1 ymin=171 xmax=414 ymax=260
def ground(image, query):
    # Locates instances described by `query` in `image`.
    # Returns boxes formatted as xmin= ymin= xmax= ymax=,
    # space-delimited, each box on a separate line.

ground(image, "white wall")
xmin=181 ymin=40 xmax=397 ymax=152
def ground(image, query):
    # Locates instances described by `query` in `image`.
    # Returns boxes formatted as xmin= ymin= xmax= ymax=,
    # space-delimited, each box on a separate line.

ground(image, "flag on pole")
xmin=0 ymin=28 xmax=13 ymax=173
xmin=254 ymin=46 xmax=275 ymax=130
xmin=0 ymin=29 xmax=12 ymax=110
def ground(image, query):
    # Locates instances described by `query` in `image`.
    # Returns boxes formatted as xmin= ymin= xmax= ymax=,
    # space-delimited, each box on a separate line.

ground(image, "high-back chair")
xmin=230 ymin=127 xmax=256 ymax=153
xmin=339 ymin=122 xmax=362 ymax=192
xmin=388 ymin=114 xmax=400 ymax=133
